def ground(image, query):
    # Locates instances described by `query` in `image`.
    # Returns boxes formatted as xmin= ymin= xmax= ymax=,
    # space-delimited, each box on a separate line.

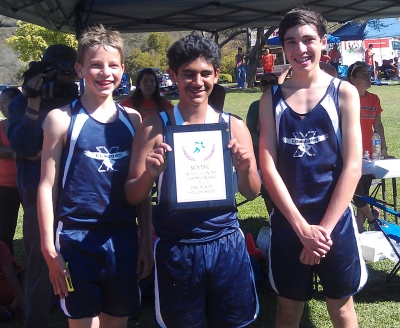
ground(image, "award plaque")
xmin=164 ymin=123 xmax=236 ymax=211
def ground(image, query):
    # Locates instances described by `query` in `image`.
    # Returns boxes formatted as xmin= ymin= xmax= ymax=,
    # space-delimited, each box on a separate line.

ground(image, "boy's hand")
xmin=228 ymin=138 xmax=252 ymax=172
xmin=145 ymin=142 xmax=172 ymax=178
xmin=136 ymin=240 xmax=154 ymax=280
xmin=299 ymin=247 xmax=323 ymax=265
xmin=43 ymin=250 xmax=70 ymax=299
xmin=297 ymin=224 xmax=332 ymax=258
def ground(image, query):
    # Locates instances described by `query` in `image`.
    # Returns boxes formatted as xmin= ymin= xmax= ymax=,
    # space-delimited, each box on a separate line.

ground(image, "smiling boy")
xmin=259 ymin=7 xmax=367 ymax=327
xmin=125 ymin=34 xmax=260 ymax=327
xmin=37 ymin=25 xmax=153 ymax=328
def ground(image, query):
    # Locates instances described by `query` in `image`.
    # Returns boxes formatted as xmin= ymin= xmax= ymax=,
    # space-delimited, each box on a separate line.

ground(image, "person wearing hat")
xmin=7 ymin=44 xmax=78 ymax=328
xmin=235 ymin=47 xmax=247 ymax=89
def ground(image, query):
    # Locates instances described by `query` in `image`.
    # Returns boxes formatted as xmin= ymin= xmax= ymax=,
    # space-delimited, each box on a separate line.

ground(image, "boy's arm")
xmin=124 ymin=108 xmax=154 ymax=280
xmin=373 ymin=113 xmax=391 ymax=158
xmin=125 ymin=115 xmax=168 ymax=206
xmin=229 ymin=116 xmax=260 ymax=200
xmin=259 ymin=90 xmax=332 ymax=258
xmin=318 ymin=82 xmax=362 ymax=233
xmin=37 ymin=107 xmax=70 ymax=299
xmin=136 ymin=197 xmax=154 ymax=280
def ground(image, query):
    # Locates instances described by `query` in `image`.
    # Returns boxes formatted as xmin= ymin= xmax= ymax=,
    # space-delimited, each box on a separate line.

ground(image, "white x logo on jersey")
xmin=282 ymin=131 xmax=327 ymax=157
xmin=84 ymin=146 xmax=129 ymax=172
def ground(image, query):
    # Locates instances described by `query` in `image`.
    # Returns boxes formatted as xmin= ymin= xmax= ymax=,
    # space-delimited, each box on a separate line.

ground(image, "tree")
xmin=147 ymin=32 xmax=171 ymax=55
xmin=6 ymin=21 xmax=77 ymax=62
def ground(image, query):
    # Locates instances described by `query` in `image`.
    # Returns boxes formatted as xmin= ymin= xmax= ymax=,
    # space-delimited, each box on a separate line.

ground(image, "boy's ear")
xmin=214 ymin=68 xmax=220 ymax=84
xmin=75 ymin=63 xmax=84 ymax=78
xmin=321 ymin=34 xmax=327 ymax=47
xmin=168 ymin=68 xmax=177 ymax=83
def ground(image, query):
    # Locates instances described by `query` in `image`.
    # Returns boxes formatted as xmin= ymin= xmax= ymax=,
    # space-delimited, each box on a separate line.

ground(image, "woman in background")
xmin=120 ymin=68 xmax=173 ymax=119
xmin=0 ymin=87 xmax=22 ymax=255
xmin=347 ymin=61 xmax=394 ymax=232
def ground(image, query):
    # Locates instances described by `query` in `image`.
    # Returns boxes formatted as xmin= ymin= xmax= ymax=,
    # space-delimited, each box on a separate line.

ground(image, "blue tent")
xmin=267 ymin=34 xmax=340 ymax=46
xmin=331 ymin=18 xmax=400 ymax=41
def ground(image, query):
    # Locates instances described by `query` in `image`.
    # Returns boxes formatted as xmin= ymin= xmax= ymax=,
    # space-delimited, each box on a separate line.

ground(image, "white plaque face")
xmin=173 ymin=130 xmax=227 ymax=203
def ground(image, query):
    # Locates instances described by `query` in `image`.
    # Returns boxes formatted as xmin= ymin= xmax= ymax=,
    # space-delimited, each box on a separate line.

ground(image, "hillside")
xmin=0 ymin=15 xmax=22 ymax=85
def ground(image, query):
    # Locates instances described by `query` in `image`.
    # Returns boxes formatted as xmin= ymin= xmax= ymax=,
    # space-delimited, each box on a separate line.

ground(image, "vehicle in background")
xmin=113 ymin=73 xmax=131 ymax=96
xmin=0 ymin=84 xmax=11 ymax=94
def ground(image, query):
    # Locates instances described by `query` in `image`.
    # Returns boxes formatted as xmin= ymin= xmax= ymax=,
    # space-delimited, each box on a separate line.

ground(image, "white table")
xmin=362 ymin=159 xmax=400 ymax=222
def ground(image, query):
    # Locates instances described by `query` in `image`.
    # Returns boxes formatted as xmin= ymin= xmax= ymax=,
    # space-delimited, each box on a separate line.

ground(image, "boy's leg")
xmin=275 ymin=296 xmax=304 ymax=328
xmin=69 ymin=314 xmax=128 ymax=328
xmin=326 ymin=296 xmax=358 ymax=328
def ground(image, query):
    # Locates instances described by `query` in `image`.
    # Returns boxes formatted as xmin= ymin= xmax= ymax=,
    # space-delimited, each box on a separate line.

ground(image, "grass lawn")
xmin=5 ymin=84 xmax=400 ymax=327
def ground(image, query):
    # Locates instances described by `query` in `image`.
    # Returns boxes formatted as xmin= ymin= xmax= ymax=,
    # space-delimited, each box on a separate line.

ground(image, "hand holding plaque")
xmin=164 ymin=123 xmax=235 ymax=211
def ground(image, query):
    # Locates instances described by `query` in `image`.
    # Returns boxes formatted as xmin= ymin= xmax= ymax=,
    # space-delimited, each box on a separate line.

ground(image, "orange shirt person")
xmin=120 ymin=68 xmax=173 ymax=119
xmin=261 ymin=48 xmax=275 ymax=73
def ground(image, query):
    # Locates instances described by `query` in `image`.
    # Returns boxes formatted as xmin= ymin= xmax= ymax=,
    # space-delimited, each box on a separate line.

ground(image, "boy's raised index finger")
xmin=158 ymin=142 xmax=172 ymax=152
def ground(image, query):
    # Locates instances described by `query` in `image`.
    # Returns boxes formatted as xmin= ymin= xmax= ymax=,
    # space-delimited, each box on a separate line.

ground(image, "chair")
xmin=356 ymin=195 xmax=400 ymax=283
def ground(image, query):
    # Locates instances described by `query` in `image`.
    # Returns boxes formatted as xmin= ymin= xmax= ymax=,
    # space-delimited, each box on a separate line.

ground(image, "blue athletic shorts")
xmin=154 ymin=229 xmax=259 ymax=328
xmin=269 ymin=206 xmax=368 ymax=301
xmin=55 ymin=221 xmax=140 ymax=319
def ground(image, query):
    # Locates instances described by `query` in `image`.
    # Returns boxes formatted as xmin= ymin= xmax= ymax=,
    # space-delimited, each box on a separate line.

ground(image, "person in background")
xmin=364 ymin=43 xmax=375 ymax=79
xmin=235 ymin=47 xmax=247 ymax=89
xmin=262 ymin=48 xmax=275 ymax=73
xmin=259 ymin=7 xmax=366 ymax=327
xmin=119 ymin=68 xmax=173 ymax=119
xmin=0 ymin=87 xmax=22 ymax=255
xmin=246 ymin=72 xmax=278 ymax=215
xmin=0 ymin=240 xmax=25 ymax=323
xmin=347 ymin=61 xmax=394 ymax=232
xmin=320 ymin=49 xmax=331 ymax=63
xmin=7 ymin=44 xmax=78 ymax=328
xmin=328 ymin=43 xmax=341 ymax=71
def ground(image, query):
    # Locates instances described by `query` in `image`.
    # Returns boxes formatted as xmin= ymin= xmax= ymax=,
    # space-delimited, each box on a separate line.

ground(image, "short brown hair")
xmin=77 ymin=24 xmax=124 ymax=65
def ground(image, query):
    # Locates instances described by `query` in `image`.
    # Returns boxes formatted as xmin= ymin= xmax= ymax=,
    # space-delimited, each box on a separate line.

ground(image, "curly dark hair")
xmin=167 ymin=34 xmax=221 ymax=74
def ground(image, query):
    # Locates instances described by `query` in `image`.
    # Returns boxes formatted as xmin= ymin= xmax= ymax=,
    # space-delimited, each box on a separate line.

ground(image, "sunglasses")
xmin=350 ymin=61 xmax=368 ymax=77
xmin=261 ymin=79 xmax=277 ymax=87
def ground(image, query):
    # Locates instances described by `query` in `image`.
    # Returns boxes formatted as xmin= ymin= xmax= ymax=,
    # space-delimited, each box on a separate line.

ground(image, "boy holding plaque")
xmin=259 ymin=7 xmax=367 ymax=327
xmin=125 ymin=34 xmax=260 ymax=327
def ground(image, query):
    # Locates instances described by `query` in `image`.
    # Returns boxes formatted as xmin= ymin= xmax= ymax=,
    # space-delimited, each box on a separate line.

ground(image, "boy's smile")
xmin=76 ymin=45 xmax=124 ymax=97
xmin=283 ymin=24 xmax=326 ymax=71
xmin=169 ymin=58 xmax=219 ymax=109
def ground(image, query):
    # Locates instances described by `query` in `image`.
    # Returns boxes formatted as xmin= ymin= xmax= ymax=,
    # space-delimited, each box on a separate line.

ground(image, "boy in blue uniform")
xmin=125 ymin=34 xmax=260 ymax=327
xmin=259 ymin=7 xmax=367 ymax=327
xmin=37 ymin=25 xmax=153 ymax=328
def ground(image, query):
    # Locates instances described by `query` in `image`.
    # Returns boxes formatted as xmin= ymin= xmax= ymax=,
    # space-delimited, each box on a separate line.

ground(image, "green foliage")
xmin=124 ymin=32 xmax=171 ymax=78
xmin=147 ymin=32 xmax=171 ymax=55
xmin=6 ymin=21 xmax=77 ymax=62
xmin=221 ymin=53 xmax=236 ymax=78
xmin=218 ymin=73 xmax=232 ymax=83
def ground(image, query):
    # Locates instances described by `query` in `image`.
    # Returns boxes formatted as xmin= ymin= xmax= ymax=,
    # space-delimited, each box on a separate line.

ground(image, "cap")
xmin=42 ymin=44 xmax=77 ymax=68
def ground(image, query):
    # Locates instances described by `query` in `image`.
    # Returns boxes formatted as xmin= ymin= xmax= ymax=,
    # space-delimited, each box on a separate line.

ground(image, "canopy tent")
xmin=267 ymin=34 xmax=340 ymax=46
xmin=0 ymin=1 xmax=399 ymax=35
xmin=332 ymin=18 xmax=400 ymax=41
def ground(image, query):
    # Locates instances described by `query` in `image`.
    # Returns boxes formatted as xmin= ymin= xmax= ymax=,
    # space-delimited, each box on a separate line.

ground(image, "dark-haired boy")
xmin=125 ymin=34 xmax=260 ymax=327
xmin=259 ymin=7 xmax=367 ymax=327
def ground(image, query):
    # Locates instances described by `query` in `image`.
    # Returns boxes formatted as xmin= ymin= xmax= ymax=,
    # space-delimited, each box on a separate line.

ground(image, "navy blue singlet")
xmin=56 ymin=100 xmax=136 ymax=229
xmin=272 ymin=78 xmax=343 ymax=228
xmin=154 ymin=107 xmax=239 ymax=243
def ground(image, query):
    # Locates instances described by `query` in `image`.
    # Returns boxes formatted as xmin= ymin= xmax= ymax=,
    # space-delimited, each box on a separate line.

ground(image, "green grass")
xmin=5 ymin=84 xmax=400 ymax=327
